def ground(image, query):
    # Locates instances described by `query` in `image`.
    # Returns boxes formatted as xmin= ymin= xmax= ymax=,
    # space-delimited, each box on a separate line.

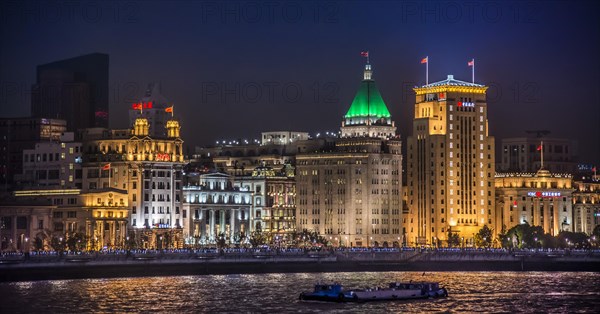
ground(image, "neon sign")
xmin=156 ymin=153 xmax=170 ymax=161
xmin=527 ymin=191 xmax=562 ymax=197
xmin=457 ymin=101 xmax=474 ymax=107
xmin=132 ymin=101 xmax=153 ymax=109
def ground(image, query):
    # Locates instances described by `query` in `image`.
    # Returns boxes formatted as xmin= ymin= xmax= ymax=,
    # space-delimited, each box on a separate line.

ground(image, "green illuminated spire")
xmin=344 ymin=64 xmax=391 ymax=120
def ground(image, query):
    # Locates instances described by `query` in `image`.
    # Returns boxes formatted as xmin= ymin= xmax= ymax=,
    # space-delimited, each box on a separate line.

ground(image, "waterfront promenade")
xmin=2 ymin=248 xmax=599 ymax=281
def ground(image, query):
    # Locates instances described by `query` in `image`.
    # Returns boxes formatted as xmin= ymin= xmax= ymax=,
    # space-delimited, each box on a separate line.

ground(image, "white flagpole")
xmin=426 ymin=56 xmax=429 ymax=85
xmin=472 ymin=59 xmax=475 ymax=83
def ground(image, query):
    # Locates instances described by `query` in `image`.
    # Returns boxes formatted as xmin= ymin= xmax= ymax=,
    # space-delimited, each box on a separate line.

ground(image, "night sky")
xmin=1 ymin=1 xmax=599 ymax=163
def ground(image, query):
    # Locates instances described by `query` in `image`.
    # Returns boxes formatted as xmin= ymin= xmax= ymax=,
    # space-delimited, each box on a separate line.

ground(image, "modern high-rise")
xmin=406 ymin=75 xmax=495 ymax=247
xmin=296 ymin=62 xmax=403 ymax=247
xmin=0 ymin=118 xmax=67 ymax=191
xmin=31 ymin=53 xmax=109 ymax=131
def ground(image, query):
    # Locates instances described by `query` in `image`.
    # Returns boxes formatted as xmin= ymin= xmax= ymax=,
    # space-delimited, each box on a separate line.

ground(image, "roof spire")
xmin=361 ymin=51 xmax=371 ymax=80
xmin=364 ymin=63 xmax=372 ymax=80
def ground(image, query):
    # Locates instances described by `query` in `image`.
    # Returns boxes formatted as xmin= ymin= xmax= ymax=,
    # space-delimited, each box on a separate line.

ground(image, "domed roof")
xmin=344 ymin=66 xmax=391 ymax=119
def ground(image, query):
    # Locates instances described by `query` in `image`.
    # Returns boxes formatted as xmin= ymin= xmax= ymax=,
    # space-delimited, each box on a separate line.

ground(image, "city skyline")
xmin=1 ymin=1 xmax=599 ymax=164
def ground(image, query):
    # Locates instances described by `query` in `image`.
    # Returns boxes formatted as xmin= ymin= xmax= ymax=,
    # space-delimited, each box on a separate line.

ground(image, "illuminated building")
xmin=196 ymin=131 xmax=321 ymax=176
xmin=248 ymin=164 xmax=296 ymax=240
xmin=0 ymin=201 xmax=54 ymax=252
xmin=495 ymin=170 xmax=573 ymax=235
xmin=128 ymin=83 xmax=174 ymax=138
xmin=5 ymin=188 xmax=128 ymax=250
xmin=261 ymin=131 xmax=309 ymax=145
xmin=499 ymin=137 xmax=577 ymax=173
xmin=572 ymin=176 xmax=600 ymax=234
xmin=17 ymin=132 xmax=83 ymax=189
xmin=31 ymin=53 xmax=109 ymax=130
xmin=296 ymin=62 xmax=403 ymax=247
xmin=81 ymin=107 xmax=185 ymax=249
xmin=406 ymin=75 xmax=495 ymax=247
xmin=182 ymin=172 xmax=252 ymax=245
xmin=0 ymin=118 xmax=67 ymax=190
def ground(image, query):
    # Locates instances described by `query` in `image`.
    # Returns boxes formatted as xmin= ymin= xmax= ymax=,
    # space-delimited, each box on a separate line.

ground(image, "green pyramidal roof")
xmin=344 ymin=80 xmax=391 ymax=119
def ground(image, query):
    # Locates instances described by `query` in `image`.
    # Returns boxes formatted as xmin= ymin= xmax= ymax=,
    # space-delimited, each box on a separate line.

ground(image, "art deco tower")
xmin=296 ymin=62 xmax=402 ymax=247
xmin=406 ymin=75 xmax=495 ymax=247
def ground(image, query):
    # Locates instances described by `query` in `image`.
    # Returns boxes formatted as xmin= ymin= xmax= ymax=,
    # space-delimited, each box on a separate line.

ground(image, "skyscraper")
xmin=406 ymin=75 xmax=495 ymax=247
xmin=31 ymin=53 xmax=109 ymax=131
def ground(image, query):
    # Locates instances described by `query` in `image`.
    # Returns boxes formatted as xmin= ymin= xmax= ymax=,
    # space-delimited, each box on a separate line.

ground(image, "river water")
xmin=0 ymin=272 xmax=598 ymax=313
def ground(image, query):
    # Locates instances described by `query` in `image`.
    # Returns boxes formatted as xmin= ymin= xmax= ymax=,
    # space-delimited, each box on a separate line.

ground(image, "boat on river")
xmin=299 ymin=281 xmax=448 ymax=302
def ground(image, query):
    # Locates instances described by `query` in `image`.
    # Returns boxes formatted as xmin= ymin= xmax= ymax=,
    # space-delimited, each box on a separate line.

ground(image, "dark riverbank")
xmin=2 ymin=255 xmax=599 ymax=282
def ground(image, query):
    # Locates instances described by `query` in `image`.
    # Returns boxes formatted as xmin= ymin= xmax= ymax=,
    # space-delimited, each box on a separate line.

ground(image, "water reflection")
xmin=0 ymin=272 xmax=598 ymax=313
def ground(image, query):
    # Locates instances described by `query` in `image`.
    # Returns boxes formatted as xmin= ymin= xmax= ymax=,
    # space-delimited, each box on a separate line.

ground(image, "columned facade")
xmin=495 ymin=170 xmax=573 ymax=235
xmin=183 ymin=173 xmax=251 ymax=246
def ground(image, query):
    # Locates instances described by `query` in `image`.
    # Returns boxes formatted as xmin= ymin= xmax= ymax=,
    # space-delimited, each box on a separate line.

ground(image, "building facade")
xmin=250 ymin=164 xmax=296 ymax=240
xmin=261 ymin=131 xmax=309 ymax=145
xmin=499 ymin=137 xmax=577 ymax=173
xmin=81 ymin=111 xmax=185 ymax=248
xmin=296 ymin=63 xmax=403 ymax=247
xmin=406 ymin=75 xmax=495 ymax=247
xmin=182 ymin=172 xmax=252 ymax=245
xmin=0 ymin=118 xmax=67 ymax=190
xmin=495 ymin=170 xmax=574 ymax=236
xmin=2 ymin=188 xmax=129 ymax=251
xmin=18 ymin=132 xmax=83 ymax=189
xmin=572 ymin=176 xmax=600 ymax=234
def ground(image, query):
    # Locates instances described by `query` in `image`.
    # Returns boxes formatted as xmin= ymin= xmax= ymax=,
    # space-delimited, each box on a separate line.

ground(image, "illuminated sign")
xmin=155 ymin=153 xmax=171 ymax=161
xmin=153 ymin=223 xmax=170 ymax=229
xmin=132 ymin=101 xmax=153 ymax=110
xmin=457 ymin=101 xmax=474 ymax=107
xmin=527 ymin=191 xmax=562 ymax=197
xmin=438 ymin=92 xmax=446 ymax=100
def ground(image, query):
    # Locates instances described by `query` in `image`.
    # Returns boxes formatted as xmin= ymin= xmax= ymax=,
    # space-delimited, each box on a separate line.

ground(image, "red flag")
xmin=165 ymin=106 xmax=173 ymax=113
xmin=421 ymin=57 xmax=428 ymax=64
xmin=593 ymin=167 xmax=597 ymax=172
xmin=468 ymin=59 xmax=474 ymax=67
xmin=360 ymin=51 xmax=369 ymax=57
xmin=102 ymin=163 xmax=111 ymax=170
xmin=132 ymin=103 xmax=142 ymax=110
xmin=536 ymin=145 xmax=542 ymax=151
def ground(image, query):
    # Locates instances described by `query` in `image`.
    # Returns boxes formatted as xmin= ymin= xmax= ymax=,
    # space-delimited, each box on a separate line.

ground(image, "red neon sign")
xmin=132 ymin=101 xmax=153 ymax=110
xmin=155 ymin=153 xmax=170 ymax=161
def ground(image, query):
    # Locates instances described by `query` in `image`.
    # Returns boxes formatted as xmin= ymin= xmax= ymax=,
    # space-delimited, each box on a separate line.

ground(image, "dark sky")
xmin=1 ymin=0 xmax=599 ymax=163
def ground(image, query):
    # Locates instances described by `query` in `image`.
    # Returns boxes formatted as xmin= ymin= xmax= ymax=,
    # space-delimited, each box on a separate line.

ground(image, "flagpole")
xmin=472 ymin=58 xmax=475 ymax=83
xmin=109 ymin=164 xmax=111 ymax=188
xmin=426 ymin=56 xmax=429 ymax=85
xmin=541 ymin=141 xmax=544 ymax=170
